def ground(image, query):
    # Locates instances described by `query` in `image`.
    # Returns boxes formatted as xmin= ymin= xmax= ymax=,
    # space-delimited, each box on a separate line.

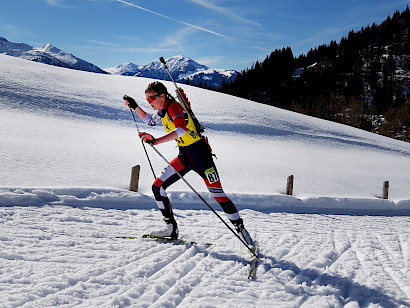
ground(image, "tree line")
xmin=218 ymin=7 xmax=409 ymax=142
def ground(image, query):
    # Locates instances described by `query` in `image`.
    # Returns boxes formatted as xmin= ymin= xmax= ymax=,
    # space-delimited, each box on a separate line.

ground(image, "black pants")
xmin=152 ymin=139 xmax=242 ymax=225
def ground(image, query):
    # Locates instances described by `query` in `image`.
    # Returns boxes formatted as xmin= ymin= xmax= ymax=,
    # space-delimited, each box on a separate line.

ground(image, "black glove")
xmin=123 ymin=95 xmax=138 ymax=109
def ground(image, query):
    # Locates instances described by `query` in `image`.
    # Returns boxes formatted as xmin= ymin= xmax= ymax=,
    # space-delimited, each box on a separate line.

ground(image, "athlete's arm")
xmin=156 ymin=102 xmax=187 ymax=144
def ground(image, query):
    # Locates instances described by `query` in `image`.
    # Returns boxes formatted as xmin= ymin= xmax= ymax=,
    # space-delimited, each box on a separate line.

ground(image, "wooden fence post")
xmin=129 ymin=165 xmax=140 ymax=192
xmin=382 ymin=181 xmax=389 ymax=199
xmin=286 ymin=175 xmax=294 ymax=195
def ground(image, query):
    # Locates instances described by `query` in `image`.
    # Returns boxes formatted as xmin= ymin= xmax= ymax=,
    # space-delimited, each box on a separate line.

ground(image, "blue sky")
xmin=0 ymin=0 xmax=408 ymax=71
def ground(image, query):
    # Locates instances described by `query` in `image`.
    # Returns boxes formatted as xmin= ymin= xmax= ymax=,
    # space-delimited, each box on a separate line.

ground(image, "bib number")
xmin=205 ymin=167 xmax=219 ymax=184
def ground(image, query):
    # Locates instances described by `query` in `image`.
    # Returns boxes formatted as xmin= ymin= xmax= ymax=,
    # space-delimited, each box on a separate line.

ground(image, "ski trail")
xmin=148 ymin=247 xmax=211 ymax=307
xmin=374 ymin=234 xmax=410 ymax=300
xmin=9 ymin=237 xmax=176 ymax=306
xmin=376 ymin=234 xmax=402 ymax=264
xmin=71 ymin=244 xmax=194 ymax=307
xmin=323 ymin=237 xmax=352 ymax=272
xmin=350 ymin=231 xmax=410 ymax=306
xmin=400 ymin=235 xmax=410 ymax=267
xmin=168 ymin=248 xmax=255 ymax=307
xmin=121 ymin=245 xmax=219 ymax=307
xmin=2 ymin=206 xmax=409 ymax=307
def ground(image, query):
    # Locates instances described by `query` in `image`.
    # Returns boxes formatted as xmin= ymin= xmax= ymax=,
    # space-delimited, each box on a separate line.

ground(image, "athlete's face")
xmin=145 ymin=92 xmax=165 ymax=110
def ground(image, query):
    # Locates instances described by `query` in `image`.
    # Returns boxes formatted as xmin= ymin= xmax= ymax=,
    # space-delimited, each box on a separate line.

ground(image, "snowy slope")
xmin=1 ymin=54 xmax=410 ymax=307
xmin=1 ymin=54 xmax=409 ymax=201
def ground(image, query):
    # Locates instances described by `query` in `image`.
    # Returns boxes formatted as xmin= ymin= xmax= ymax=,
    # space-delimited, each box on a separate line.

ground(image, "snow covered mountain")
xmin=0 ymin=37 xmax=106 ymax=74
xmin=104 ymin=62 xmax=143 ymax=76
xmin=105 ymin=55 xmax=238 ymax=88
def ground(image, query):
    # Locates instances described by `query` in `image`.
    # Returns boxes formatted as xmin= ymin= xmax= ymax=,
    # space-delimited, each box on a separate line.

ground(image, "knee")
xmin=152 ymin=183 xmax=161 ymax=198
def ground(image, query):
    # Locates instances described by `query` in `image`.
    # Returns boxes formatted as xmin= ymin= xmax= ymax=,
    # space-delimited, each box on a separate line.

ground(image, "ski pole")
xmin=129 ymin=108 xmax=178 ymax=218
xmin=148 ymin=143 xmax=260 ymax=259
xmin=129 ymin=108 xmax=156 ymax=179
xmin=159 ymin=57 xmax=188 ymax=109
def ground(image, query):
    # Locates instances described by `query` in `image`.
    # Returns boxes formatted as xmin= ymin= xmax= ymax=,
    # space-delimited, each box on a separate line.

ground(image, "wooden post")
xmin=286 ymin=175 xmax=294 ymax=195
xmin=129 ymin=165 xmax=140 ymax=192
xmin=382 ymin=181 xmax=389 ymax=199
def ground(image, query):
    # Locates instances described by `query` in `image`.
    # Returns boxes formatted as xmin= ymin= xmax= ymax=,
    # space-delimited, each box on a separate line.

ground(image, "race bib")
xmin=205 ymin=167 xmax=219 ymax=184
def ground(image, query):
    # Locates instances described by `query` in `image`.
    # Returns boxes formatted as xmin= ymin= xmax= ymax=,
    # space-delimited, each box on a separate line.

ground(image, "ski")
xmin=141 ymin=234 xmax=212 ymax=247
xmin=248 ymin=244 xmax=259 ymax=280
xmin=40 ymin=229 xmax=212 ymax=246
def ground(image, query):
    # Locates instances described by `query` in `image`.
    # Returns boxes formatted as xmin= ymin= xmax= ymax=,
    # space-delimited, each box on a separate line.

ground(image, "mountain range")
xmin=0 ymin=37 xmax=237 ymax=88
xmin=104 ymin=55 xmax=238 ymax=89
xmin=0 ymin=37 xmax=106 ymax=74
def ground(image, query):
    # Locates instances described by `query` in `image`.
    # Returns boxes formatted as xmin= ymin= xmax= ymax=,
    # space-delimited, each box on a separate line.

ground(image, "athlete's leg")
xmin=198 ymin=165 xmax=242 ymax=225
xmin=152 ymin=157 xmax=189 ymax=225
xmin=196 ymin=157 xmax=255 ymax=247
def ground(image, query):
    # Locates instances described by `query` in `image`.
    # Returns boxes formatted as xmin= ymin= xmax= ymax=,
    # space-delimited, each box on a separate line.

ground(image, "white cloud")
xmin=45 ymin=0 xmax=74 ymax=8
xmin=161 ymin=27 xmax=198 ymax=50
xmin=83 ymin=39 xmax=122 ymax=47
xmin=187 ymin=0 xmax=262 ymax=27
xmin=116 ymin=0 xmax=231 ymax=39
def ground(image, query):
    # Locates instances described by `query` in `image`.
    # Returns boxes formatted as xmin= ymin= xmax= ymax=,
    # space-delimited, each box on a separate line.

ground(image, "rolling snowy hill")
xmin=1 ymin=54 xmax=409 ymax=307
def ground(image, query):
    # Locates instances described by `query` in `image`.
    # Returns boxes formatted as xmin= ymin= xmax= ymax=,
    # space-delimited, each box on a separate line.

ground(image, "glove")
xmin=123 ymin=95 xmax=138 ymax=109
xmin=139 ymin=132 xmax=158 ymax=145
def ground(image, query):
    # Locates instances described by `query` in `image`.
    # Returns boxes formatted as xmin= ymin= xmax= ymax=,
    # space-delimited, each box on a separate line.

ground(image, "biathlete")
xmin=123 ymin=81 xmax=255 ymax=248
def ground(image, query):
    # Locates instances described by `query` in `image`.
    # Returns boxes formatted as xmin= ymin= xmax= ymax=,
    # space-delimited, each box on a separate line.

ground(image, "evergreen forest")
xmin=218 ymin=7 xmax=409 ymax=142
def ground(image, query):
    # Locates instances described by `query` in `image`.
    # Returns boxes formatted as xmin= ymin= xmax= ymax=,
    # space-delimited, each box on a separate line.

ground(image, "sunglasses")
xmin=146 ymin=94 xmax=161 ymax=103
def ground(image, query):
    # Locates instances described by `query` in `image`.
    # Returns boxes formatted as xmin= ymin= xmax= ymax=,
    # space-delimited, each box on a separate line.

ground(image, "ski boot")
xmin=234 ymin=222 xmax=256 ymax=250
xmin=150 ymin=218 xmax=179 ymax=240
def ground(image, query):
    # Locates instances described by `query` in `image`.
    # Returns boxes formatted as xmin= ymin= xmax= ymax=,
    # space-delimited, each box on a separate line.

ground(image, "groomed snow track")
xmin=1 ymin=205 xmax=409 ymax=307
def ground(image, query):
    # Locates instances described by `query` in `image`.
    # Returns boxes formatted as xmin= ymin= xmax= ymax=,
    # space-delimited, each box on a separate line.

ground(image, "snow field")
xmin=1 ymin=54 xmax=410 ymax=307
xmin=1 ymin=54 xmax=410 ymax=200
xmin=1 ymin=205 xmax=409 ymax=307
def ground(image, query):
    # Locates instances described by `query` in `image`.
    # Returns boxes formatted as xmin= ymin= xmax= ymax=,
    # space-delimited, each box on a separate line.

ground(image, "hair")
xmin=145 ymin=81 xmax=175 ymax=101
xmin=145 ymin=81 xmax=168 ymax=95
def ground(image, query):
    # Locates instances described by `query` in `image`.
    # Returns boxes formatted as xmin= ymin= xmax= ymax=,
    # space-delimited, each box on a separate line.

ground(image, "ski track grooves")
xmin=351 ymin=233 xmax=410 ymax=305
xmin=324 ymin=238 xmax=352 ymax=272
xmin=149 ymin=247 xmax=208 ymax=307
xmin=121 ymin=244 xmax=209 ymax=307
xmin=16 ymin=240 xmax=177 ymax=306
xmin=2 ymin=207 xmax=410 ymax=307
xmin=374 ymin=234 xmax=410 ymax=300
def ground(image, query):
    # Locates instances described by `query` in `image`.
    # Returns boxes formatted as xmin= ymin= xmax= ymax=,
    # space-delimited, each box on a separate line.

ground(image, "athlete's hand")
xmin=123 ymin=95 xmax=138 ymax=109
xmin=139 ymin=132 xmax=158 ymax=145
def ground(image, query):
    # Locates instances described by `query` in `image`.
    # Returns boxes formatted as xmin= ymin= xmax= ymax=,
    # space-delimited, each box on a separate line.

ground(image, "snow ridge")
xmin=0 ymin=36 xmax=106 ymax=74
xmin=105 ymin=55 xmax=238 ymax=88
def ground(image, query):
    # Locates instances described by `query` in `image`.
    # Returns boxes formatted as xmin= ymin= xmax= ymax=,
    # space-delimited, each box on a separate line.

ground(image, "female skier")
xmin=123 ymin=81 xmax=254 ymax=248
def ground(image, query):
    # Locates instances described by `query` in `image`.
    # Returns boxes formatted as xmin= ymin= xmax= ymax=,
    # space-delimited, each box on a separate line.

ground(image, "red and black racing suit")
xmin=143 ymin=99 xmax=243 ymax=227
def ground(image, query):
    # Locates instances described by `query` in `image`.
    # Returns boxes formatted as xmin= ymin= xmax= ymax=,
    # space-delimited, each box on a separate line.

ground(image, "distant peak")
xmin=42 ymin=43 xmax=62 ymax=53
